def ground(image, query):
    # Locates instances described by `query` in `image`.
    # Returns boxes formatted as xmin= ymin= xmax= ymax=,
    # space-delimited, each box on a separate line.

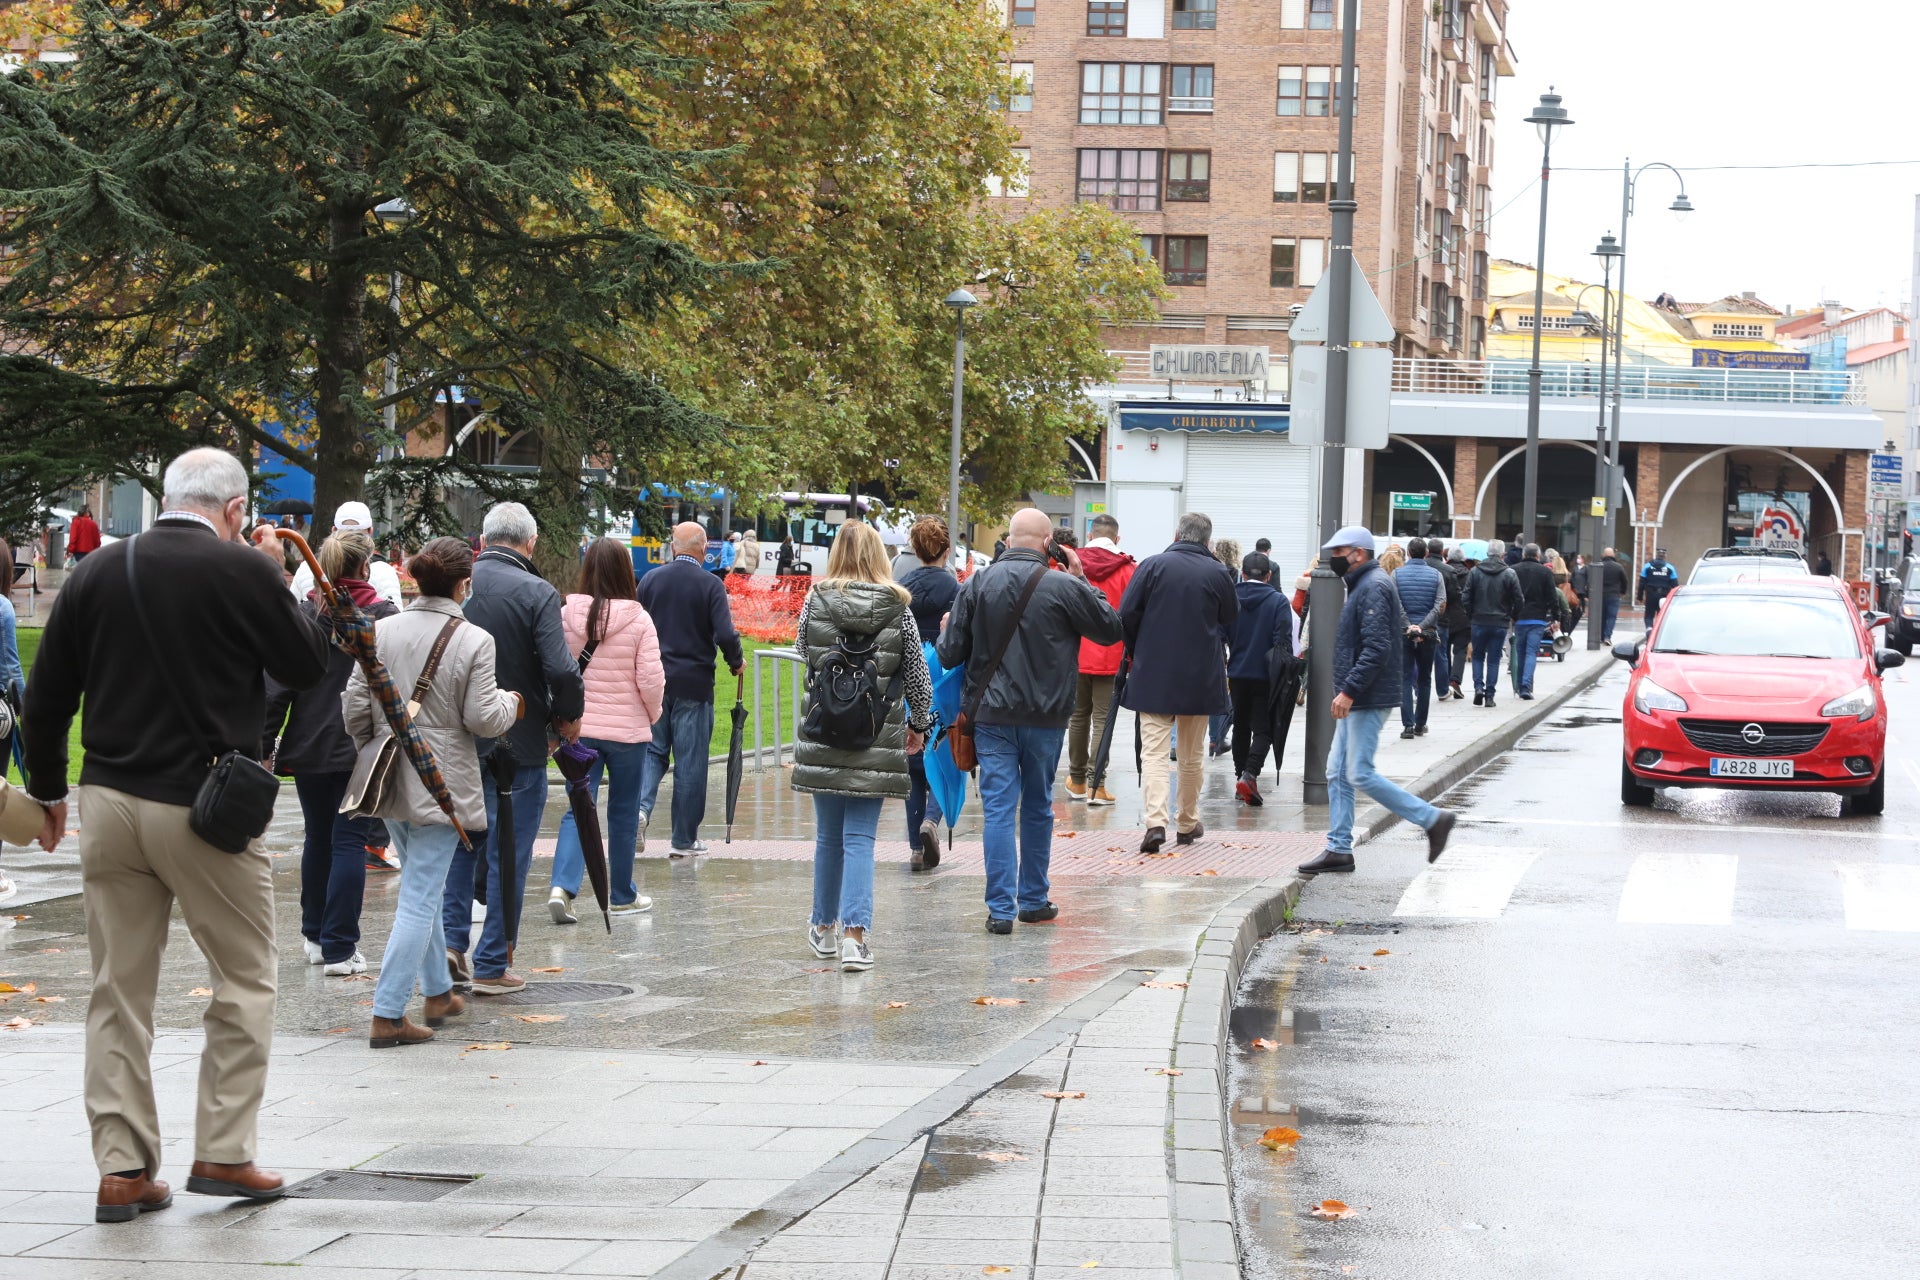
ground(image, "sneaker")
xmin=322 ymin=952 xmax=367 ymax=976
xmin=609 ymin=897 xmax=653 ymax=915
xmin=547 ymin=887 xmax=577 ymax=925
xmin=669 ymin=840 xmax=708 ymax=859
xmin=446 ymin=949 xmax=473 ymax=988
xmin=1472 ymin=691 xmax=1484 ymax=706
xmin=636 ymin=809 xmax=649 ymax=854
xmin=471 ymin=971 xmax=526 ymax=996
xmin=363 ymin=846 xmax=398 ymax=872
xmin=840 ymin=935 xmax=874 ymax=972
xmin=302 ymin=939 xmax=324 ymax=966
xmin=985 ymin=918 xmax=1013 ymax=935
xmin=1449 ymin=684 xmax=1464 ymax=701
xmin=913 ymin=821 xmax=942 ymax=872
xmin=1089 ymin=787 xmax=1116 ymax=807
xmin=1063 ymin=779 xmax=1088 ymax=801
xmin=1416 ymin=725 xmax=1430 ymax=736
xmin=1399 ymin=726 xmax=1417 ymax=739
xmin=1236 ymin=775 xmax=1263 ymax=808
xmin=808 ymin=923 xmax=838 ymax=958
xmin=1017 ymin=903 xmax=1059 ymax=924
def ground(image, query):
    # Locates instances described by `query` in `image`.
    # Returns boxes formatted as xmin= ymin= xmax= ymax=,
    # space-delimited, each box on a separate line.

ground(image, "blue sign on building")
xmin=1691 ymin=348 xmax=1811 ymax=371
xmin=1116 ymin=404 xmax=1290 ymax=435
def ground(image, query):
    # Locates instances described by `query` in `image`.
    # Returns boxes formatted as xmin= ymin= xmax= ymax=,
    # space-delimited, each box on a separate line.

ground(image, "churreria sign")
xmin=1149 ymin=344 xmax=1272 ymax=382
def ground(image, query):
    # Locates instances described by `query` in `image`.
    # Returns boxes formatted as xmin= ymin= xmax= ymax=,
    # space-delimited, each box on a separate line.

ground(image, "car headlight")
xmin=1632 ymin=676 xmax=1688 ymax=714
xmin=1820 ymin=684 xmax=1876 ymax=721
xmin=1903 ymin=604 xmax=1918 ymax=618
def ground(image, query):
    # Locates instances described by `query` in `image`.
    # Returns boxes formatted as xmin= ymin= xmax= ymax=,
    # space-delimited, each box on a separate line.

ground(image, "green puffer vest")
xmin=792 ymin=581 xmax=912 ymax=798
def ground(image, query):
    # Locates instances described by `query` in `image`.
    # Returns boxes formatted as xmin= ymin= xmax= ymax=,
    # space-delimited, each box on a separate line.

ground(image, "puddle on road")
xmin=1550 ymin=714 xmax=1623 ymax=729
xmin=1229 ymin=995 xmax=1319 ymax=1050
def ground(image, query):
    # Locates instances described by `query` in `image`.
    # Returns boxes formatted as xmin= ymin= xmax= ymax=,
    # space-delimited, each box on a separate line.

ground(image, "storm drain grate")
xmin=476 ymin=980 xmax=633 ymax=1006
xmin=284 ymin=1170 xmax=477 ymax=1202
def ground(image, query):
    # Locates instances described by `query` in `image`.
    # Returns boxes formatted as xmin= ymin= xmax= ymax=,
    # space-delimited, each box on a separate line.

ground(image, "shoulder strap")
xmin=407 ymin=616 xmax=464 ymax=716
xmin=961 ymin=566 xmax=1048 ymax=719
xmin=126 ymin=535 xmax=220 ymax=765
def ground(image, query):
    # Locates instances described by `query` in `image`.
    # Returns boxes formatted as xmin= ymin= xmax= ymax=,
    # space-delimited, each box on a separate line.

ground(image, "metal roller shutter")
xmin=1182 ymin=436 xmax=1317 ymax=577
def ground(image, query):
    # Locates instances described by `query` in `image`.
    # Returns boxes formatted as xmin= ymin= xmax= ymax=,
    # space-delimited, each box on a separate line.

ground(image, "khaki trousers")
xmin=78 ymin=786 xmax=277 ymax=1175
xmin=1139 ymin=713 xmax=1206 ymax=834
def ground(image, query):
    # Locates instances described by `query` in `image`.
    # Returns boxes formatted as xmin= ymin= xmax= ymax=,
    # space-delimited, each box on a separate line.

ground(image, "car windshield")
xmin=1690 ymin=559 xmax=1809 ymax=585
xmin=1653 ymin=594 xmax=1860 ymax=659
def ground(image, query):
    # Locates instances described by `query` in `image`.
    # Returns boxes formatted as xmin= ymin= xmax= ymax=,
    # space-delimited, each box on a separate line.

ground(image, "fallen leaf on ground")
xmin=1316 ymin=956 xmax=1330 ymax=964
xmin=37 ymin=948 xmax=63 ymax=954
xmin=1058 ymin=830 xmax=1076 ymax=838
xmin=464 ymin=1042 xmax=513 ymax=1051
xmin=32 ymin=996 xmax=64 ymax=1004
xmin=1199 ymin=869 xmax=1220 ymax=876
xmin=1012 ymin=977 xmax=1045 ymax=984
xmin=1350 ymin=965 xmax=1373 ymax=971
xmin=1305 ymin=928 xmax=1332 ymax=936
xmin=1079 ymin=1262 xmax=1100 ymax=1269
xmin=2 ymin=1017 xmax=32 ymax=1031
xmin=1258 ymin=1127 xmax=1302 ymax=1151
xmin=531 ymin=967 xmax=566 ymax=974
xmin=188 ymin=987 xmax=212 ymax=997
xmin=1142 ymin=850 xmax=1179 ymax=858
xmin=1040 ymin=1091 xmax=1087 ymax=1100
xmin=972 ymin=996 xmax=1028 ymax=1006
xmin=1149 ymin=1068 xmax=1184 ymax=1076
xmin=323 ymin=1027 xmax=350 ymax=1035
xmin=1249 ymin=1038 xmax=1280 ymax=1051
xmin=884 ymin=1001 xmax=909 ymax=1009
xmin=0 ymin=982 xmax=32 ymax=994
xmin=340 ymin=974 xmax=373 ymax=982
xmin=1373 ymin=949 xmax=1392 ymax=956
xmin=802 ymin=967 xmax=835 ymax=974
xmin=1140 ymin=981 xmax=1189 ymax=989
xmin=983 ymin=1268 xmax=1014 ymax=1275
xmin=1311 ymin=1199 xmax=1356 ymax=1220
xmin=976 ymin=1152 xmax=1030 ymax=1163
xmin=7 ymin=914 xmax=27 ymax=921
xmin=750 ymin=1060 xmax=770 ymax=1066
xmin=513 ymin=1014 xmax=566 ymax=1023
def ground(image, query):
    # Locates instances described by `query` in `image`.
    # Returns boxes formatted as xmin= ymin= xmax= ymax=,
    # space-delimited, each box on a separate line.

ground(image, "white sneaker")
xmin=669 ymin=840 xmax=708 ymax=859
xmin=609 ymin=897 xmax=653 ymax=916
xmin=302 ymin=939 xmax=324 ymax=965
xmin=840 ymin=935 xmax=874 ymax=972
xmin=636 ymin=809 xmax=649 ymax=854
xmin=808 ymin=924 xmax=838 ymax=959
xmin=322 ymin=952 xmax=367 ymax=976
xmin=0 ymin=873 xmax=16 ymax=905
xmin=548 ymin=887 xmax=577 ymax=925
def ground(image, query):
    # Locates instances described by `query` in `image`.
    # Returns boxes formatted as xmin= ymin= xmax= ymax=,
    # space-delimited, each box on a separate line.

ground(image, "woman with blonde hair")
xmin=790 ymin=522 xmax=934 ymax=972
xmin=1379 ymin=544 xmax=1407 ymax=576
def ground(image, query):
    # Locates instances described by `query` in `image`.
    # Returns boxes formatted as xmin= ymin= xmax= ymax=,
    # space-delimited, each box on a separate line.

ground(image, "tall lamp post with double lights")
xmin=1518 ymin=89 xmax=1573 ymax=551
xmin=1579 ymin=234 xmax=1624 ymax=648
xmin=944 ymin=289 xmax=977 ymax=556
xmin=373 ymin=198 xmax=415 ymax=531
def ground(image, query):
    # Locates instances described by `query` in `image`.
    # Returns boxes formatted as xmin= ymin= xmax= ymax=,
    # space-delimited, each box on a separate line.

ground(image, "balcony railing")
xmin=1392 ymin=358 xmax=1867 ymax=406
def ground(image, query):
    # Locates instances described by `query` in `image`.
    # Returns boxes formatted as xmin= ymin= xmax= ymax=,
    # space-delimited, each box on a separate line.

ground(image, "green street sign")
xmin=1390 ymin=491 xmax=1433 ymax=511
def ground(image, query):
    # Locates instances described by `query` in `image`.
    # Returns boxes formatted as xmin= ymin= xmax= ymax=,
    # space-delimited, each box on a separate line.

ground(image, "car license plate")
xmin=1710 ymin=758 xmax=1793 ymax=779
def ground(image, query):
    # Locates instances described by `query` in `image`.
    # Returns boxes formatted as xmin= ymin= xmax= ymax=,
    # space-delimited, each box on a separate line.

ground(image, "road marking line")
xmin=1616 ymin=853 xmax=1738 ymax=926
xmin=1393 ymin=846 xmax=1540 ymax=920
xmin=1464 ymin=815 xmax=1906 ymax=843
xmin=1835 ymin=863 xmax=1920 ymax=931
xmin=1901 ymin=757 xmax=1920 ymax=794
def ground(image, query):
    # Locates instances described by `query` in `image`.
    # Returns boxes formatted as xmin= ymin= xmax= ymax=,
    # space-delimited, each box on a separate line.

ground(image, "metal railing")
xmin=1391 ymin=358 xmax=1867 ymax=406
xmin=750 ymin=647 xmax=807 ymax=770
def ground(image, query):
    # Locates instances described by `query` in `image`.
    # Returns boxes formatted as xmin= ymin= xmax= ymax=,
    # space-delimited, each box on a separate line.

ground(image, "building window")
xmin=1273 ymin=152 xmax=1331 ymax=202
xmin=1173 ymin=0 xmax=1217 ymax=28
xmin=1279 ymin=0 xmax=1304 ymax=26
xmin=1012 ymin=0 xmax=1036 ymax=25
xmin=1278 ymin=66 xmax=1303 ymax=115
xmin=1137 ymin=234 xmax=1162 ymax=265
xmin=1308 ymin=0 xmax=1335 ymax=28
xmin=1710 ymin=322 xmax=1765 ymax=339
xmin=1431 ymin=283 xmax=1450 ymax=343
xmin=1077 ymin=148 xmax=1161 ymax=211
xmin=1081 ymin=63 xmax=1163 ymax=124
xmin=1470 ymin=316 xmax=1487 ymax=360
xmin=1513 ymin=313 xmax=1579 ymax=331
xmin=986 ymin=148 xmax=1031 ymax=198
xmin=1432 ymin=209 xmax=1451 ymax=266
xmin=1165 ymin=236 xmax=1209 ymax=286
xmin=1088 ymin=0 xmax=1127 ymax=36
xmin=1167 ymin=151 xmax=1211 ymax=201
xmin=1472 ymin=249 xmax=1488 ymax=301
xmin=1270 ymin=237 xmax=1325 ymax=288
xmin=1479 ymin=45 xmax=1496 ymax=100
xmin=1170 ymin=65 xmax=1214 ymax=113
xmin=1288 ymin=66 xmax=1331 ymax=116
xmin=1302 ymin=152 xmax=1329 ymax=201
xmin=1010 ymin=62 xmax=1033 ymax=112
xmin=1452 ymin=154 xmax=1470 ymax=208
xmin=1449 ymin=297 xmax=1464 ymax=350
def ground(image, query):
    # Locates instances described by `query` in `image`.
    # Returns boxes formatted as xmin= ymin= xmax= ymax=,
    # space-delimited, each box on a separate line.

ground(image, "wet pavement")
xmin=1227 ymin=661 xmax=1920 ymax=1278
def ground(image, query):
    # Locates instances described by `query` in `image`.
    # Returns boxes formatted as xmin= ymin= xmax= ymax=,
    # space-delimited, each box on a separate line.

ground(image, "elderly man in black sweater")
xmin=23 ymin=448 xmax=330 ymax=1222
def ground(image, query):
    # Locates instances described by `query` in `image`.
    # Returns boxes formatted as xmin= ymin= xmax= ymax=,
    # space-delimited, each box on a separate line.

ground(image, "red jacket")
xmin=67 ymin=513 xmax=101 ymax=556
xmin=1077 ymin=544 xmax=1136 ymax=675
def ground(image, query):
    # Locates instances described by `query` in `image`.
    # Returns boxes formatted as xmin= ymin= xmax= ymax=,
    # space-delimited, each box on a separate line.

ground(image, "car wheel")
xmin=1849 ymin=771 xmax=1886 ymax=817
xmin=1895 ymin=637 xmax=1913 ymax=657
xmin=1621 ymin=759 xmax=1655 ymax=808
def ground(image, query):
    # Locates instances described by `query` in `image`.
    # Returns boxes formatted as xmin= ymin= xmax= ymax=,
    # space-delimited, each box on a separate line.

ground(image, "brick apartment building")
xmin=995 ymin=0 xmax=1516 ymax=359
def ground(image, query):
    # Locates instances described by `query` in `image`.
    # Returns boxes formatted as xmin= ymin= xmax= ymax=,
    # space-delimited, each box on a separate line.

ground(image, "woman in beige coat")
xmin=344 ymin=538 xmax=519 ymax=1048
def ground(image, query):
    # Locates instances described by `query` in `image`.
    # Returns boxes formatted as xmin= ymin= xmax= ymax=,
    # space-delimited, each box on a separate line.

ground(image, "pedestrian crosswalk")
xmin=1389 ymin=847 xmax=1920 ymax=932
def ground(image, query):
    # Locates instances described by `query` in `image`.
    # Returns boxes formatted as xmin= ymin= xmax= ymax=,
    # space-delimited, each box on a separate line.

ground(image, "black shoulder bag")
xmin=126 ymin=534 xmax=283 ymax=854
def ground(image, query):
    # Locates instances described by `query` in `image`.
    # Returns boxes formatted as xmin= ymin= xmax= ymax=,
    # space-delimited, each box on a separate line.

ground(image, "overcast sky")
xmin=1488 ymin=0 xmax=1919 ymax=316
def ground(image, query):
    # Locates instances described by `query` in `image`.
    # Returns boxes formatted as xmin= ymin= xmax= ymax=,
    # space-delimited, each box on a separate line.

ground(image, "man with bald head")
xmin=937 ymin=509 xmax=1122 ymax=933
xmin=636 ymin=521 xmax=744 ymax=855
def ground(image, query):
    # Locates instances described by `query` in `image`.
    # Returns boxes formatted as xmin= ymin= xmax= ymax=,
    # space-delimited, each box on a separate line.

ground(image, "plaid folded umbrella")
xmin=275 ymin=530 xmax=473 ymax=849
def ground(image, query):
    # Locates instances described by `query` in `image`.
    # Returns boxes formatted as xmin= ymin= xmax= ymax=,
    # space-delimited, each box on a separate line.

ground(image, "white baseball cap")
xmin=333 ymin=501 xmax=374 ymax=532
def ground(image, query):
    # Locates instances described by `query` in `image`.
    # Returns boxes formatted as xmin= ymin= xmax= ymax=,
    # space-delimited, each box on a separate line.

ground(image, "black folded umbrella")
xmin=485 ymin=746 xmax=524 ymax=959
xmin=724 ymin=672 xmax=748 ymax=843
xmin=1265 ymin=650 xmax=1306 ymax=768
xmin=554 ymin=739 xmax=611 ymax=933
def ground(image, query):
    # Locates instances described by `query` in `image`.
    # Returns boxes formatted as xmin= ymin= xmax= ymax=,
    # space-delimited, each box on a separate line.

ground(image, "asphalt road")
xmin=1228 ymin=658 xmax=1920 ymax=1279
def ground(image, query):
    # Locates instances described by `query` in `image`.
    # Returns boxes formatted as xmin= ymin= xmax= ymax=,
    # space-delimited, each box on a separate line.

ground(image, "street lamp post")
xmin=373 ymin=198 xmax=415 ymax=532
xmin=1582 ymin=234 xmax=1623 ymax=649
xmin=944 ymin=289 xmax=977 ymax=557
xmin=1519 ymin=89 xmax=1573 ymax=552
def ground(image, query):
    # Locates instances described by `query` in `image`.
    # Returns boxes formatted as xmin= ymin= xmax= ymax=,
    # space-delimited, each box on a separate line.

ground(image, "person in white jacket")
xmin=547 ymin=539 xmax=667 ymax=924
xmin=289 ymin=501 xmax=403 ymax=605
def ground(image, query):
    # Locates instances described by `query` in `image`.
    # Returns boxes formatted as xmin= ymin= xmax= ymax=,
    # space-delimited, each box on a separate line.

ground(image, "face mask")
xmin=1328 ymin=554 xmax=1352 ymax=577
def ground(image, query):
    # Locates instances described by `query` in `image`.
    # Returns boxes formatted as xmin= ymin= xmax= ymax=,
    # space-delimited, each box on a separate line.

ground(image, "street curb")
xmin=1169 ymin=649 xmax=1613 ymax=1277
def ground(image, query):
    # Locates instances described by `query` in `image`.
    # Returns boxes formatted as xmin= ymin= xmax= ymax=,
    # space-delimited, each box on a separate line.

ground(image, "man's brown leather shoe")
xmin=95 ymin=1172 xmax=172 ymax=1223
xmin=369 ymin=1015 xmax=434 ymax=1049
xmin=422 ymin=992 xmax=466 ymax=1027
xmin=185 ymin=1161 xmax=285 ymax=1201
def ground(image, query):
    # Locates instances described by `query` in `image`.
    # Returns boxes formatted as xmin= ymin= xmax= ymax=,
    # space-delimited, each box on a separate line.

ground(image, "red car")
xmin=1615 ymin=581 xmax=1903 ymax=815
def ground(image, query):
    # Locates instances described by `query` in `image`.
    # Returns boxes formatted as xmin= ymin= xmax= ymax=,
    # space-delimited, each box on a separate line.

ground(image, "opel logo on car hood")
xmin=1741 ymin=723 xmax=1766 ymax=745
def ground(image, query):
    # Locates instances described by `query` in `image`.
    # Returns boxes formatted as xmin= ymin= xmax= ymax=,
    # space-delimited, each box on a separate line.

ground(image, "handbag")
xmin=342 ymin=615 xmax=464 ymax=819
xmin=125 ymin=534 xmax=282 ymax=855
xmin=948 ymin=565 xmax=1048 ymax=774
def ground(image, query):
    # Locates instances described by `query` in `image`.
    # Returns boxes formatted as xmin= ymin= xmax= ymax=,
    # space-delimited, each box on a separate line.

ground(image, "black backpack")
xmin=801 ymin=631 xmax=902 ymax=752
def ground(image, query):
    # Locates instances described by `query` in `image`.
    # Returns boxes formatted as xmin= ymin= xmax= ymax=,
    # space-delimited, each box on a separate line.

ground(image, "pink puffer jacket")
xmin=561 ymin=595 xmax=667 ymax=744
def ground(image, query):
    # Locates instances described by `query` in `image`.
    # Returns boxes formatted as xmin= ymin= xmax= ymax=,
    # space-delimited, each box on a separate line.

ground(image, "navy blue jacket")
xmin=465 ymin=546 xmax=585 ymax=765
xmin=900 ymin=564 xmax=959 ymax=642
xmin=1392 ymin=560 xmax=1445 ymax=632
xmin=636 ymin=554 xmax=745 ymax=703
xmin=1119 ymin=540 xmax=1238 ymax=716
xmin=1333 ymin=560 xmax=1405 ymax=709
xmin=1227 ymin=579 xmax=1293 ymax=680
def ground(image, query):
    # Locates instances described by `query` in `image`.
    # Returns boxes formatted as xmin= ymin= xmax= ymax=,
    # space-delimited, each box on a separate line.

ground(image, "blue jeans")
xmin=905 ymin=751 xmax=944 ymax=842
xmin=442 ymin=760 xmax=548 ymax=978
xmin=1325 ymin=706 xmax=1441 ymax=854
xmin=635 ymin=697 xmax=717 ymax=849
xmin=293 ymin=771 xmax=376 ymax=964
xmin=1208 ymin=710 xmax=1231 ymax=751
xmin=1601 ymin=595 xmax=1622 ymax=640
xmin=1433 ymin=626 xmax=1451 ymax=695
xmin=1512 ymin=620 xmax=1547 ymax=695
xmin=1470 ymin=624 xmax=1508 ymax=697
xmin=551 ymin=738 xmax=648 ymax=905
xmin=811 ymin=792 xmax=881 ymax=931
xmin=975 ymin=723 xmax=1066 ymax=921
xmin=373 ymin=821 xmax=460 ymax=1019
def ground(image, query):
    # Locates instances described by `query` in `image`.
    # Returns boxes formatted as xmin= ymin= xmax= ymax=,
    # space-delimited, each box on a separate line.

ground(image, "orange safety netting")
xmin=725 ymin=573 xmax=809 ymax=644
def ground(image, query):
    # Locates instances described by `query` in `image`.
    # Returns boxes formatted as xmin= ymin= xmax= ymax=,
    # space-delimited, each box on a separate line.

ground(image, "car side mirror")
xmin=1865 ymin=611 xmax=1891 ymax=630
xmin=1610 ymin=639 xmax=1641 ymax=664
xmin=1876 ymin=648 xmax=1905 ymax=671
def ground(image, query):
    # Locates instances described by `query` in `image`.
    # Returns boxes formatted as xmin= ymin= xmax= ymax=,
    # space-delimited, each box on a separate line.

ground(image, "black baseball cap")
xmin=1241 ymin=551 xmax=1273 ymax=578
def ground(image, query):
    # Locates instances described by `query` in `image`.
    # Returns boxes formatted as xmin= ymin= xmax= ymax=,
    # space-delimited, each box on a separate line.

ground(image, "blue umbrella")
xmin=922 ymin=641 xmax=969 ymax=850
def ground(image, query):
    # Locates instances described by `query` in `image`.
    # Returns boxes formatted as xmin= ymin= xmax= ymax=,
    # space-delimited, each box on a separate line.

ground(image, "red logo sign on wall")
xmin=1756 ymin=504 xmax=1805 ymax=546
